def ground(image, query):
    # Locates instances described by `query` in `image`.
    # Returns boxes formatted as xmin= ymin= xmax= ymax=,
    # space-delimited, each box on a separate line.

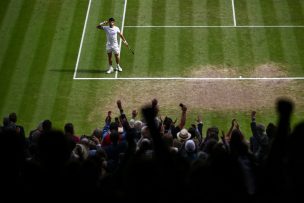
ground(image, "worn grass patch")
xmin=97 ymin=64 xmax=303 ymax=116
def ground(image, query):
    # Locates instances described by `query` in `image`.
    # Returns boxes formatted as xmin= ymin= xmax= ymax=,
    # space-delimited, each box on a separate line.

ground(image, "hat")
xmin=177 ymin=129 xmax=191 ymax=142
xmin=185 ymin=140 xmax=196 ymax=152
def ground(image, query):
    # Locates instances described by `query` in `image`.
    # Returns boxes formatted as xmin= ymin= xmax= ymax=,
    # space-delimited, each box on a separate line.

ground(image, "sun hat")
xmin=177 ymin=128 xmax=191 ymax=142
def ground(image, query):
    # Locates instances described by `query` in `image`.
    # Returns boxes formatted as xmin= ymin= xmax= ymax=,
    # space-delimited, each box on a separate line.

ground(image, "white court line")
xmin=231 ymin=0 xmax=237 ymax=26
xmin=116 ymin=0 xmax=128 ymax=79
xmin=73 ymin=0 xmax=92 ymax=79
xmin=74 ymin=77 xmax=304 ymax=80
xmin=124 ymin=25 xmax=304 ymax=28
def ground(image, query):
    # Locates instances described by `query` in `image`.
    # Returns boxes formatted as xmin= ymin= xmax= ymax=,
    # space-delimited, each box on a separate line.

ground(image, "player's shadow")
xmin=50 ymin=69 xmax=108 ymax=74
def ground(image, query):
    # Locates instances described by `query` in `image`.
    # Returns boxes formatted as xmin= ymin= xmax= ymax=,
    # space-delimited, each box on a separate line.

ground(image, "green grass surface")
xmin=1 ymin=0 xmax=304 ymax=137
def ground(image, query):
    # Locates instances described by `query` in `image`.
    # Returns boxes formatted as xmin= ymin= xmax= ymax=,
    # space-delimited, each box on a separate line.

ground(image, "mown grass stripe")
xmin=64 ymin=81 xmax=95 ymax=135
xmin=207 ymin=0 xmax=224 ymax=65
xmin=147 ymin=0 xmax=166 ymax=76
xmin=258 ymin=0 xmax=278 ymax=25
xmin=272 ymin=0 xmax=302 ymax=76
xmin=49 ymin=0 xmax=88 ymax=125
xmin=0 ymin=0 xmax=11 ymax=27
xmin=259 ymin=0 xmax=285 ymax=64
xmin=272 ymin=0 xmax=293 ymax=25
xmin=30 ymin=0 xmax=78 ymax=127
xmin=125 ymin=0 xmax=140 ymax=25
xmin=0 ymin=0 xmax=34 ymax=73
xmin=221 ymin=2 xmax=238 ymax=72
xmin=192 ymin=0 xmax=208 ymax=68
xmin=162 ymin=0 xmax=180 ymax=76
xmin=131 ymin=0 xmax=152 ymax=76
xmin=0 ymin=0 xmax=24 ymax=65
xmin=245 ymin=0 xmax=269 ymax=65
xmin=17 ymin=0 xmax=63 ymax=128
xmin=92 ymin=0 xmax=108 ymax=73
xmin=280 ymin=28 xmax=303 ymax=76
xmin=234 ymin=0 xmax=254 ymax=71
xmin=0 ymin=0 xmax=37 ymax=115
xmin=286 ymin=0 xmax=304 ymax=25
xmin=286 ymin=0 xmax=304 ymax=74
xmin=177 ymin=0 xmax=194 ymax=75
xmin=92 ymin=0 xmax=111 ymax=73
xmin=234 ymin=0 xmax=250 ymax=26
xmin=1 ymin=0 xmax=51 ymax=121
xmin=121 ymin=0 xmax=140 ymax=75
xmin=88 ymin=0 xmax=104 ymax=75
xmin=293 ymin=29 xmax=304 ymax=74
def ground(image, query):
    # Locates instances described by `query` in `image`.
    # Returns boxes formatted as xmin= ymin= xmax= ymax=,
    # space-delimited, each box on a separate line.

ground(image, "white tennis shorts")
xmin=106 ymin=45 xmax=120 ymax=55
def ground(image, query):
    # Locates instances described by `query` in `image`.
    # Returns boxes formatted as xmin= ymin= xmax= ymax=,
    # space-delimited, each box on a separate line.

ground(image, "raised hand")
xmin=117 ymin=100 xmax=122 ymax=110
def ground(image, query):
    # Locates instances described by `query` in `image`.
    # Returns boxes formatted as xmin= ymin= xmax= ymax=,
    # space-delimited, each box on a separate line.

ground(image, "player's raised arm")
xmin=96 ymin=20 xmax=108 ymax=29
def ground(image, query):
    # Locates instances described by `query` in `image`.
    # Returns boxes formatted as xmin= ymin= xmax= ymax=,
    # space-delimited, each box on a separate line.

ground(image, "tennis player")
xmin=97 ymin=17 xmax=128 ymax=74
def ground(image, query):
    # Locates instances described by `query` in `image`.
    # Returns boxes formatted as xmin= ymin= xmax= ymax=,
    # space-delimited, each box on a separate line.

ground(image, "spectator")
xmin=64 ymin=123 xmax=80 ymax=150
xmin=249 ymin=111 xmax=269 ymax=162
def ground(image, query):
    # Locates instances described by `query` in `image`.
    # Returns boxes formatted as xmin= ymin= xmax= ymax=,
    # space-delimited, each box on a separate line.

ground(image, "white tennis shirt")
xmin=102 ymin=26 xmax=121 ymax=47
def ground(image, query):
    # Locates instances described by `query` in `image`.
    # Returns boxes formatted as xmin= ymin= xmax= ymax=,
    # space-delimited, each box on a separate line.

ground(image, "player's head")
xmin=108 ymin=17 xmax=115 ymax=27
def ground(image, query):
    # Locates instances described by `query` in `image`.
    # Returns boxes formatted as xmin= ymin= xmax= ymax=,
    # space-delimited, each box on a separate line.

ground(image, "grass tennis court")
xmin=1 ymin=0 xmax=304 ymax=136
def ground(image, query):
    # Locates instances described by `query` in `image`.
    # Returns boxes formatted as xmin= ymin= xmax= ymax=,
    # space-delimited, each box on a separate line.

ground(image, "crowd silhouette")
xmin=0 ymin=98 xmax=303 ymax=202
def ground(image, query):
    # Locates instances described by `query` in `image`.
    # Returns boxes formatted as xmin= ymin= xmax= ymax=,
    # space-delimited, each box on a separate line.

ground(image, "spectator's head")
xmin=42 ymin=120 xmax=52 ymax=132
xmin=163 ymin=116 xmax=173 ymax=130
xmin=177 ymin=128 xmax=191 ymax=142
xmin=134 ymin=120 xmax=143 ymax=132
xmin=92 ymin=128 xmax=102 ymax=139
xmin=2 ymin=117 xmax=16 ymax=132
xmin=230 ymin=129 xmax=248 ymax=155
xmin=230 ymin=129 xmax=244 ymax=144
xmin=109 ymin=122 xmax=118 ymax=132
xmin=141 ymin=126 xmax=151 ymax=139
xmin=129 ymin=119 xmax=135 ymax=128
xmin=202 ymin=138 xmax=218 ymax=154
xmin=256 ymin=123 xmax=266 ymax=136
xmin=151 ymin=98 xmax=159 ymax=116
xmin=64 ymin=123 xmax=74 ymax=135
xmin=8 ymin=112 xmax=17 ymax=123
xmin=139 ymin=138 xmax=152 ymax=151
xmin=3 ymin=117 xmax=11 ymax=127
xmin=162 ymin=132 xmax=173 ymax=147
xmin=207 ymin=127 xmax=219 ymax=141
xmin=185 ymin=140 xmax=196 ymax=153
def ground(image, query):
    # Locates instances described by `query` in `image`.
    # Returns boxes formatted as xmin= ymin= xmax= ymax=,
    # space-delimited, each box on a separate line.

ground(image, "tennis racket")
xmin=127 ymin=45 xmax=134 ymax=55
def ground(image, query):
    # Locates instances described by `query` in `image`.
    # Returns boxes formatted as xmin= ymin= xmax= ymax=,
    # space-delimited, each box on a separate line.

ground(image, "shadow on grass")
xmin=50 ymin=69 xmax=107 ymax=74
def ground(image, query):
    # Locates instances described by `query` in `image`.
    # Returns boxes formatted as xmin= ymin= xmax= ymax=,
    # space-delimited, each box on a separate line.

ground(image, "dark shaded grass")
xmin=18 ymin=1 xmax=63 ymax=124
xmin=0 ymin=0 xmax=37 ymax=113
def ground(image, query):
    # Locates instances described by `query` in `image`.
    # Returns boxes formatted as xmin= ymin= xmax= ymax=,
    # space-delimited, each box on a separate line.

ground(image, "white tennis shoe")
xmin=106 ymin=66 xmax=114 ymax=74
xmin=116 ymin=65 xmax=122 ymax=72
